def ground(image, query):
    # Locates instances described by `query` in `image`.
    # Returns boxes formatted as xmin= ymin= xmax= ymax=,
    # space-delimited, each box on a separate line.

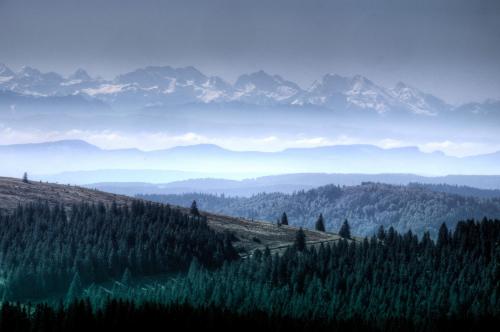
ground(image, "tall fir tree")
xmin=190 ymin=200 xmax=200 ymax=216
xmin=65 ymin=272 xmax=83 ymax=306
xmin=294 ymin=227 xmax=306 ymax=251
xmin=339 ymin=219 xmax=351 ymax=239
xmin=280 ymin=212 xmax=289 ymax=226
xmin=315 ymin=214 xmax=326 ymax=232
xmin=121 ymin=268 xmax=132 ymax=286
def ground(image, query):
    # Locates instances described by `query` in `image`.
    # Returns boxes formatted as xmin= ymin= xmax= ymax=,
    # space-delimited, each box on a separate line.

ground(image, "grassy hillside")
xmin=0 ymin=176 xmax=134 ymax=212
xmin=0 ymin=176 xmax=337 ymax=256
xmin=141 ymin=182 xmax=500 ymax=236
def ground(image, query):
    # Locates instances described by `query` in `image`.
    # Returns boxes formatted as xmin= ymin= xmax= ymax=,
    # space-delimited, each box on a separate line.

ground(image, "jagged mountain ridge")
xmin=1 ymin=62 xmax=494 ymax=115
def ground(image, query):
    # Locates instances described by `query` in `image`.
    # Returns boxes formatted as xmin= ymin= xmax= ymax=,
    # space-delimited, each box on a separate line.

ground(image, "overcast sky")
xmin=0 ymin=0 xmax=499 ymax=104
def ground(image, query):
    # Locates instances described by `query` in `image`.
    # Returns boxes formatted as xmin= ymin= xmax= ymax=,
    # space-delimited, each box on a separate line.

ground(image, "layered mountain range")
xmin=1 ymin=139 xmax=500 ymax=179
xmin=1 ymin=63 xmax=497 ymax=116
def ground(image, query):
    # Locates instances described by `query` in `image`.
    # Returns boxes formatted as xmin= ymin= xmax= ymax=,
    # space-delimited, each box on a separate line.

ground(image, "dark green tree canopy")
xmin=65 ymin=272 xmax=83 ymax=306
xmin=190 ymin=200 xmax=200 ymax=216
xmin=0 ymin=201 xmax=237 ymax=300
xmin=315 ymin=214 xmax=326 ymax=232
xmin=294 ymin=227 xmax=306 ymax=251
xmin=339 ymin=219 xmax=351 ymax=239
xmin=280 ymin=212 xmax=288 ymax=226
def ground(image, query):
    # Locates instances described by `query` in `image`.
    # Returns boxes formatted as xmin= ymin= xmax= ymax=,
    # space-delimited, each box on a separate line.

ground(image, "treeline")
xmin=0 ymin=201 xmax=238 ymax=300
xmin=140 ymin=183 xmax=500 ymax=236
xmin=84 ymin=219 xmax=500 ymax=331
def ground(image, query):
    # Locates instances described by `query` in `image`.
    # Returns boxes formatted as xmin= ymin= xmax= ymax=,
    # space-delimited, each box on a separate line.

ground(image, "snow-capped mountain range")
xmin=0 ymin=63 xmax=496 ymax=115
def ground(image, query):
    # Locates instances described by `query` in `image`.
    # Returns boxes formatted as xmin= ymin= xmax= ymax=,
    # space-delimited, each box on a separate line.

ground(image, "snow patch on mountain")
xmin=0 ymin=63 xmax=489 ymax=117
xmin=82 ymin=84 xmax=128 ymax=96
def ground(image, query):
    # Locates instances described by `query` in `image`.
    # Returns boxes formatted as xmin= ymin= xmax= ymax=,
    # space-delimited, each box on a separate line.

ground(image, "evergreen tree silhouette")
xmin=315 ymin=214 xmax=326 ymax=232
xmin=339 ymin=219 xmax=351 ymax=239
xmin=190 ymin=200 xmax=200 ymax=216
xmin=280 ymin=212 xmax=288 ymax=226
xmin=121 ymin=268 xmax=132 ymax=286
xmin=65 ymin=272 xmax=83 ymax=306
xmin=295 ymin=227 xmax=306 ymax=251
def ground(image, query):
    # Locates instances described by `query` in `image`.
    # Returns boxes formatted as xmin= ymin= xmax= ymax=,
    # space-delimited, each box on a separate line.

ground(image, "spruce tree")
xmin=65 ymin=272 xmax=83 ymax=306
xmin=315 ymin=214 xmax=326 ymax=232
xmin=190 ymin=200 xmax=200 ymax=216
xmin=437 ymin=223 xmax=450 ymax=248
xmin=280 ymin=212 xmax=288 ymax=226
xmin=377 ymin=225 xmax=386 ymax=241
xmin=339 ymin=219 xmax=351 ymax=239
xmin=121 ymin=268 xmax=132 ymax=286
xmin=294 ymin=227 xmax=306 ymax=251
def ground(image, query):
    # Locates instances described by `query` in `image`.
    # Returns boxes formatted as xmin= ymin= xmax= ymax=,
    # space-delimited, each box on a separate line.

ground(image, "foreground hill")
xmin=0 ymin=176 xmax=337 ymax=255
xmin=141 ymin=182 xmax=500 ymax=236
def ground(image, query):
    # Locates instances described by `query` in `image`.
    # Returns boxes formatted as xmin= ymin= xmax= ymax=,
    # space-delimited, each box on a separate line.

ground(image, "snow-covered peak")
xmin=0 ymin=63 xmax=14 ymax=77
xmin=0 ymin=63 xmax=15 ymax=84
xmin=69 ymin=68 xmax=92 ymax=81
xmin=0 ymin=64 xmax=456 ymax=114
xmin=390 ymin=81 xmax=449 ymax=115
xmin=304 ymin=74 xmax=394 ymax=113
xmin=116 ymin=65 xmax=208 ymax=88
xmin=17 ymin=66 xmax=64 ymax=82
xmin=392 ymin=82 xmax=420 ymax=99
xmin=311 ymin=74 xmax=349 ymax=92
xmin=232 ymin=70 xmax=302 ymax=104
xmin=235 ymin=70 xmax=300 ymax=92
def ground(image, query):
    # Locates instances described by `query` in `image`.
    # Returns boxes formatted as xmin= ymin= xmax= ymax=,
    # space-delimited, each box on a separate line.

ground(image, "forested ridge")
xmin=140 ymin=182 xmax=500 ymax=236
xmin=0 ymin=201 xmax=238 ymax=300
xmin=408 ymin=182 xmax=500 ymax=199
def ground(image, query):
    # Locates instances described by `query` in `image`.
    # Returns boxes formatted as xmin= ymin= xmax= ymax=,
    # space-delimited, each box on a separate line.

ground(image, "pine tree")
xmin=65 ymin=272 xmax=83 ymax=306
xmin=315 ymin=214 xmax=326 ymax=232
xmin=121 ymin=268 xmax=132 ymax=286
xmin=294 ymin=228 xmax=306 ymax=251
xmin=190 ymin=200 xmax=200 ymax=216
xmin=339 ymin=219 xmax=351 ymax=239
xmin=22 ymin=172 xmax=28 ymax=183
xmin=377 ymin=225 xmax=386 ymax=241
xmin=280 ymin=212 xmax=288 ymax=226
xmin=437 ymin=223 xmax=450 ymax=248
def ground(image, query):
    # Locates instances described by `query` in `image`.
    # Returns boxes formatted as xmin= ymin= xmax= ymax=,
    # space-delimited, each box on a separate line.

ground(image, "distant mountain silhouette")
xmin=2 ymin=139 xmax=500 ymax=181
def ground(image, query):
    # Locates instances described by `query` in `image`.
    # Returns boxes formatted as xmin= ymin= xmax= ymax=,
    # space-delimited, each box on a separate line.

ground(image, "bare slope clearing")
xmin=0 ymin=176 xmax=340 ymax=255
xmin=0 ymin=176 xmax=134 ymax=211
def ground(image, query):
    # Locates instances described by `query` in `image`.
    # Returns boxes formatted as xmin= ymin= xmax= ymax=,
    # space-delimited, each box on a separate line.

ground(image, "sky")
xmin=0 ymin=0 xmax=499 ymax=104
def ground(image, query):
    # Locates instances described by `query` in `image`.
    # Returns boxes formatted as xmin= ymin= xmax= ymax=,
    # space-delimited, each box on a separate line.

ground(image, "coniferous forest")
xmin=0 ymin=201 xmax=238 ymax=300
xmin=2 ymin=1 xmax=500 ymax=331
xmin=0 ymin=199 xmax=498 ymax=331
